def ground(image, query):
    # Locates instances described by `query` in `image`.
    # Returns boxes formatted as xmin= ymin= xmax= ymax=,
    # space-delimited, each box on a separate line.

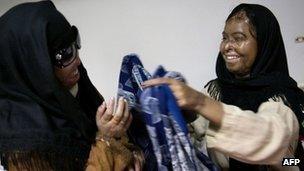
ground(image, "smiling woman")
xmin=220 ymin=10 xmax=258 ymax=79
xmin=142 ymin=3 xmax=304 ymax=171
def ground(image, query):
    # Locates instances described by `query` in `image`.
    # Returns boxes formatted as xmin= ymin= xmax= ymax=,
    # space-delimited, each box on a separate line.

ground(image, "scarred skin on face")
xmin=54 ymin=53 xmax=81 ymax=89
xmin=220 ymin=12 xmax=258 ymax=78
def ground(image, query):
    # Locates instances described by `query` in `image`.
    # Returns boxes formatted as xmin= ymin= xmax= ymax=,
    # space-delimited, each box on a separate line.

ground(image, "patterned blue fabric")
xmin=117 ymin=54 xmax=158 ymax=170
xmin=118 ymin=54 xmax=218 ymax=171
xmin=117 ymin=54 xmax=151 ymax=109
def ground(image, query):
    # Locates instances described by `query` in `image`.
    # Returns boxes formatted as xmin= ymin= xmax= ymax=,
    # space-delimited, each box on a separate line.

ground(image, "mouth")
xmin=224 ymin=55 xmax=241 ymax=64
xmin=69 ymin=69 xmax=80 ymax=83
xmin=73 ymin=69 xmax=79 ymax=76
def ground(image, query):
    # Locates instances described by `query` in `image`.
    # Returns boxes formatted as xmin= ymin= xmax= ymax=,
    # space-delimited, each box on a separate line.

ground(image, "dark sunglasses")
xmin=54 ymin=30 xmax=81 ymax=68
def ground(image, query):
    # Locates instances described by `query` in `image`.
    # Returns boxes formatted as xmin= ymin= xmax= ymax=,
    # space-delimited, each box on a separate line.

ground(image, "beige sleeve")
xmin=85 ymin=137 xmax=134 ymax=171
xmin=206 ymin=101 xmax=299 ymax=165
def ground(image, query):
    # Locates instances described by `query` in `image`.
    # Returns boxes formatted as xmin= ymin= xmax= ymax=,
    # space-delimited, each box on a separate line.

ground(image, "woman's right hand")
xmin=142 ymin=78 xmax=224 ymax=126
xmin=96 ymin=97 xmax=132 ymax=139
xmin=142 ymin=78 xmax=205 ymax=112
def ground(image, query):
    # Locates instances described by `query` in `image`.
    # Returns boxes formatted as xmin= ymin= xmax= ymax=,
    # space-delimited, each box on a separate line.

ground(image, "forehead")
xmin=224 ymin=19 xmax=252 ymax=35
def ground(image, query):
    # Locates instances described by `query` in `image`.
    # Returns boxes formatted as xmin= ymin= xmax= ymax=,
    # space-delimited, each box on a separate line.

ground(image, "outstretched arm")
xmin=142 ymin=77 xmax=224 ymax=126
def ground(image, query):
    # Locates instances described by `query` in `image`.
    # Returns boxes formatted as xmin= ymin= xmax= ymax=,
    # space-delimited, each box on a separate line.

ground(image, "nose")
xmin=75 ymin=52 xmax=81 ymax=67
xmin=224 ymin=39 xmax=236 ymax=52
xmin=75 ymin=56 xmax=81 ymax=66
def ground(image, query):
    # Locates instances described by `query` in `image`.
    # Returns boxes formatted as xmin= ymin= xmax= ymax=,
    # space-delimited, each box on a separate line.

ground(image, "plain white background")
xmin=1 ymin=0 xmax=303 ymax=100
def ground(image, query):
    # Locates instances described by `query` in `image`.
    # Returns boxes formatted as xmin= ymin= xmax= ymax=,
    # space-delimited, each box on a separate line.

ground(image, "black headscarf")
xmin=0 ymin=1 xmax=103 ymax=170
xmin=206 ymin=3 xmax=304 ymax=170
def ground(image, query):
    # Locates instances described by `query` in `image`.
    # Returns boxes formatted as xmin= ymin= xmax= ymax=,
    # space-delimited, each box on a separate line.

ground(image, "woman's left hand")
xmin=96 ymin=97 xmax=132 ymax=139
xmin=127 ymin=149 xmax=145 ymax=171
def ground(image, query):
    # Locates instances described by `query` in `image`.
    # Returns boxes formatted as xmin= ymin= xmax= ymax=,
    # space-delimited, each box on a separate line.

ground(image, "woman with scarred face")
xmin=0 ymin=1 xmax=142 ymax=171
xmin=143 ymin=4 xmax=303 ymax=170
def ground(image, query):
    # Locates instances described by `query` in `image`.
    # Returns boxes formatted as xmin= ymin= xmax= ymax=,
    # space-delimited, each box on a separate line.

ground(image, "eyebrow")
xmin=222 ymin=31 xmax=246 ymax=36
xmin=232 ymin=32 xmax=246 ymax=36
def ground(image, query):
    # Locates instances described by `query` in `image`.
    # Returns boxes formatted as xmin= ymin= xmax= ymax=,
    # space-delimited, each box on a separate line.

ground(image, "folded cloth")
xmin=117 ymin=54 xmax=158 ymax=170
xmin=118 ymin=54 xmax=217 ymax=171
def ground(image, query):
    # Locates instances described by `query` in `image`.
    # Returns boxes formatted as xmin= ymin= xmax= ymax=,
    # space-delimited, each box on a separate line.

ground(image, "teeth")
xmin=74 ymin=70 xmax=79 ymax=75
xmin=227 ymin=56 xmax=238 ymax=60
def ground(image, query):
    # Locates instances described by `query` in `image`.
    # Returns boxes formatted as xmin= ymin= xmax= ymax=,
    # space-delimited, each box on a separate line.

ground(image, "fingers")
xmin=133 ymin=157 xmax=141 ymax=171
xmin=124 ymin=98 xmax=129 ymax=112
xmin=96 ymin=101 xmax=106 ymax=121
xmin=127 ymin=166 xmax=135 ymax=171
xmin=96 ymin=97 xmax=133 ymax=138
xmin=120 ymin=100 xmax=130 ymax=126
xmin=102 ymin=98 xmax=114 ymax=121
xmin=142 ymin=78 xmax=185 ymax=99
xmin=133 ymin=150 xmax=144 ymax=171
xmin=110 ymin=97 xmax=132 ymax=128
xmin=107 ymin=98 xmax=115 ymax=114
xmin=112 ymin=97 xmax=125 ymax=124
xmin=142 ymin=78 xmax=189 ymax=109
xmin=125 ymin=112 xmax=132 ymax=129
xmin=141 ymin=78 xmax=176 ymax=88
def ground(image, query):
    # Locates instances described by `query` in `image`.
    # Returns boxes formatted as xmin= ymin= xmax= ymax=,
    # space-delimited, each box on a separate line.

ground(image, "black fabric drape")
xmin=0 ymin=1 xmax=103 ymax=170
xmin=206 ymin=3 xmax=304 ymax=170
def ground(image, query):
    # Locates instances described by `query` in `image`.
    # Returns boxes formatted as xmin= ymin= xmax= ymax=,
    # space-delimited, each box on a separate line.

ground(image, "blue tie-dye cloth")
xmin=117 ymin=54 xmax=158 ymax=170
xmin=117 ymin=54 xmax=218 ymax=171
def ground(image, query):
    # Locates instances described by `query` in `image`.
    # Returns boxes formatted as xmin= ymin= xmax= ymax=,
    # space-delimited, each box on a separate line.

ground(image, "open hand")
xmin=142 ymin=78 xmax=205 ymax=112
xmin=96 ymin=97 xmax=132 ymax=139
xmin=143 ymin=78 xmax=223 ymax=126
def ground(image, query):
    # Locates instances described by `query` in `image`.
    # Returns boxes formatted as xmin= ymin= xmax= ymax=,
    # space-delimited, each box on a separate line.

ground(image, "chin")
xmin=226 ymin=65 xmax=237 ymax=73
xmin=70 ymin=82 xmax=78 ymax=88
xmin=226 ymin=68 xmax=240 ymax=77
xmin=64 ymin=81 xmax=78 ymax=89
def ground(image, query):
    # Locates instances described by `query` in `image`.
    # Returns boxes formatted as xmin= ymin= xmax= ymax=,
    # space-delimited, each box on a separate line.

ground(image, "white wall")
xmin=1 ymin=0 xmax=303 ymax=100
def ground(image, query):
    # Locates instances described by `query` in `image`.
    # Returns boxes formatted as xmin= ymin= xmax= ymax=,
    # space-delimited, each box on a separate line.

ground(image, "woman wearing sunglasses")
xmin=0 ymin=1 xmax=142 ymax=170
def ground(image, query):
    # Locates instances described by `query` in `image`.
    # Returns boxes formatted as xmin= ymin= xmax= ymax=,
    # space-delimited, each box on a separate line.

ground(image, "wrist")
xmin=194 ymin=92 xmax=206 ymax=113
xmin=95 ymin=132 xmax=112 ymax=146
